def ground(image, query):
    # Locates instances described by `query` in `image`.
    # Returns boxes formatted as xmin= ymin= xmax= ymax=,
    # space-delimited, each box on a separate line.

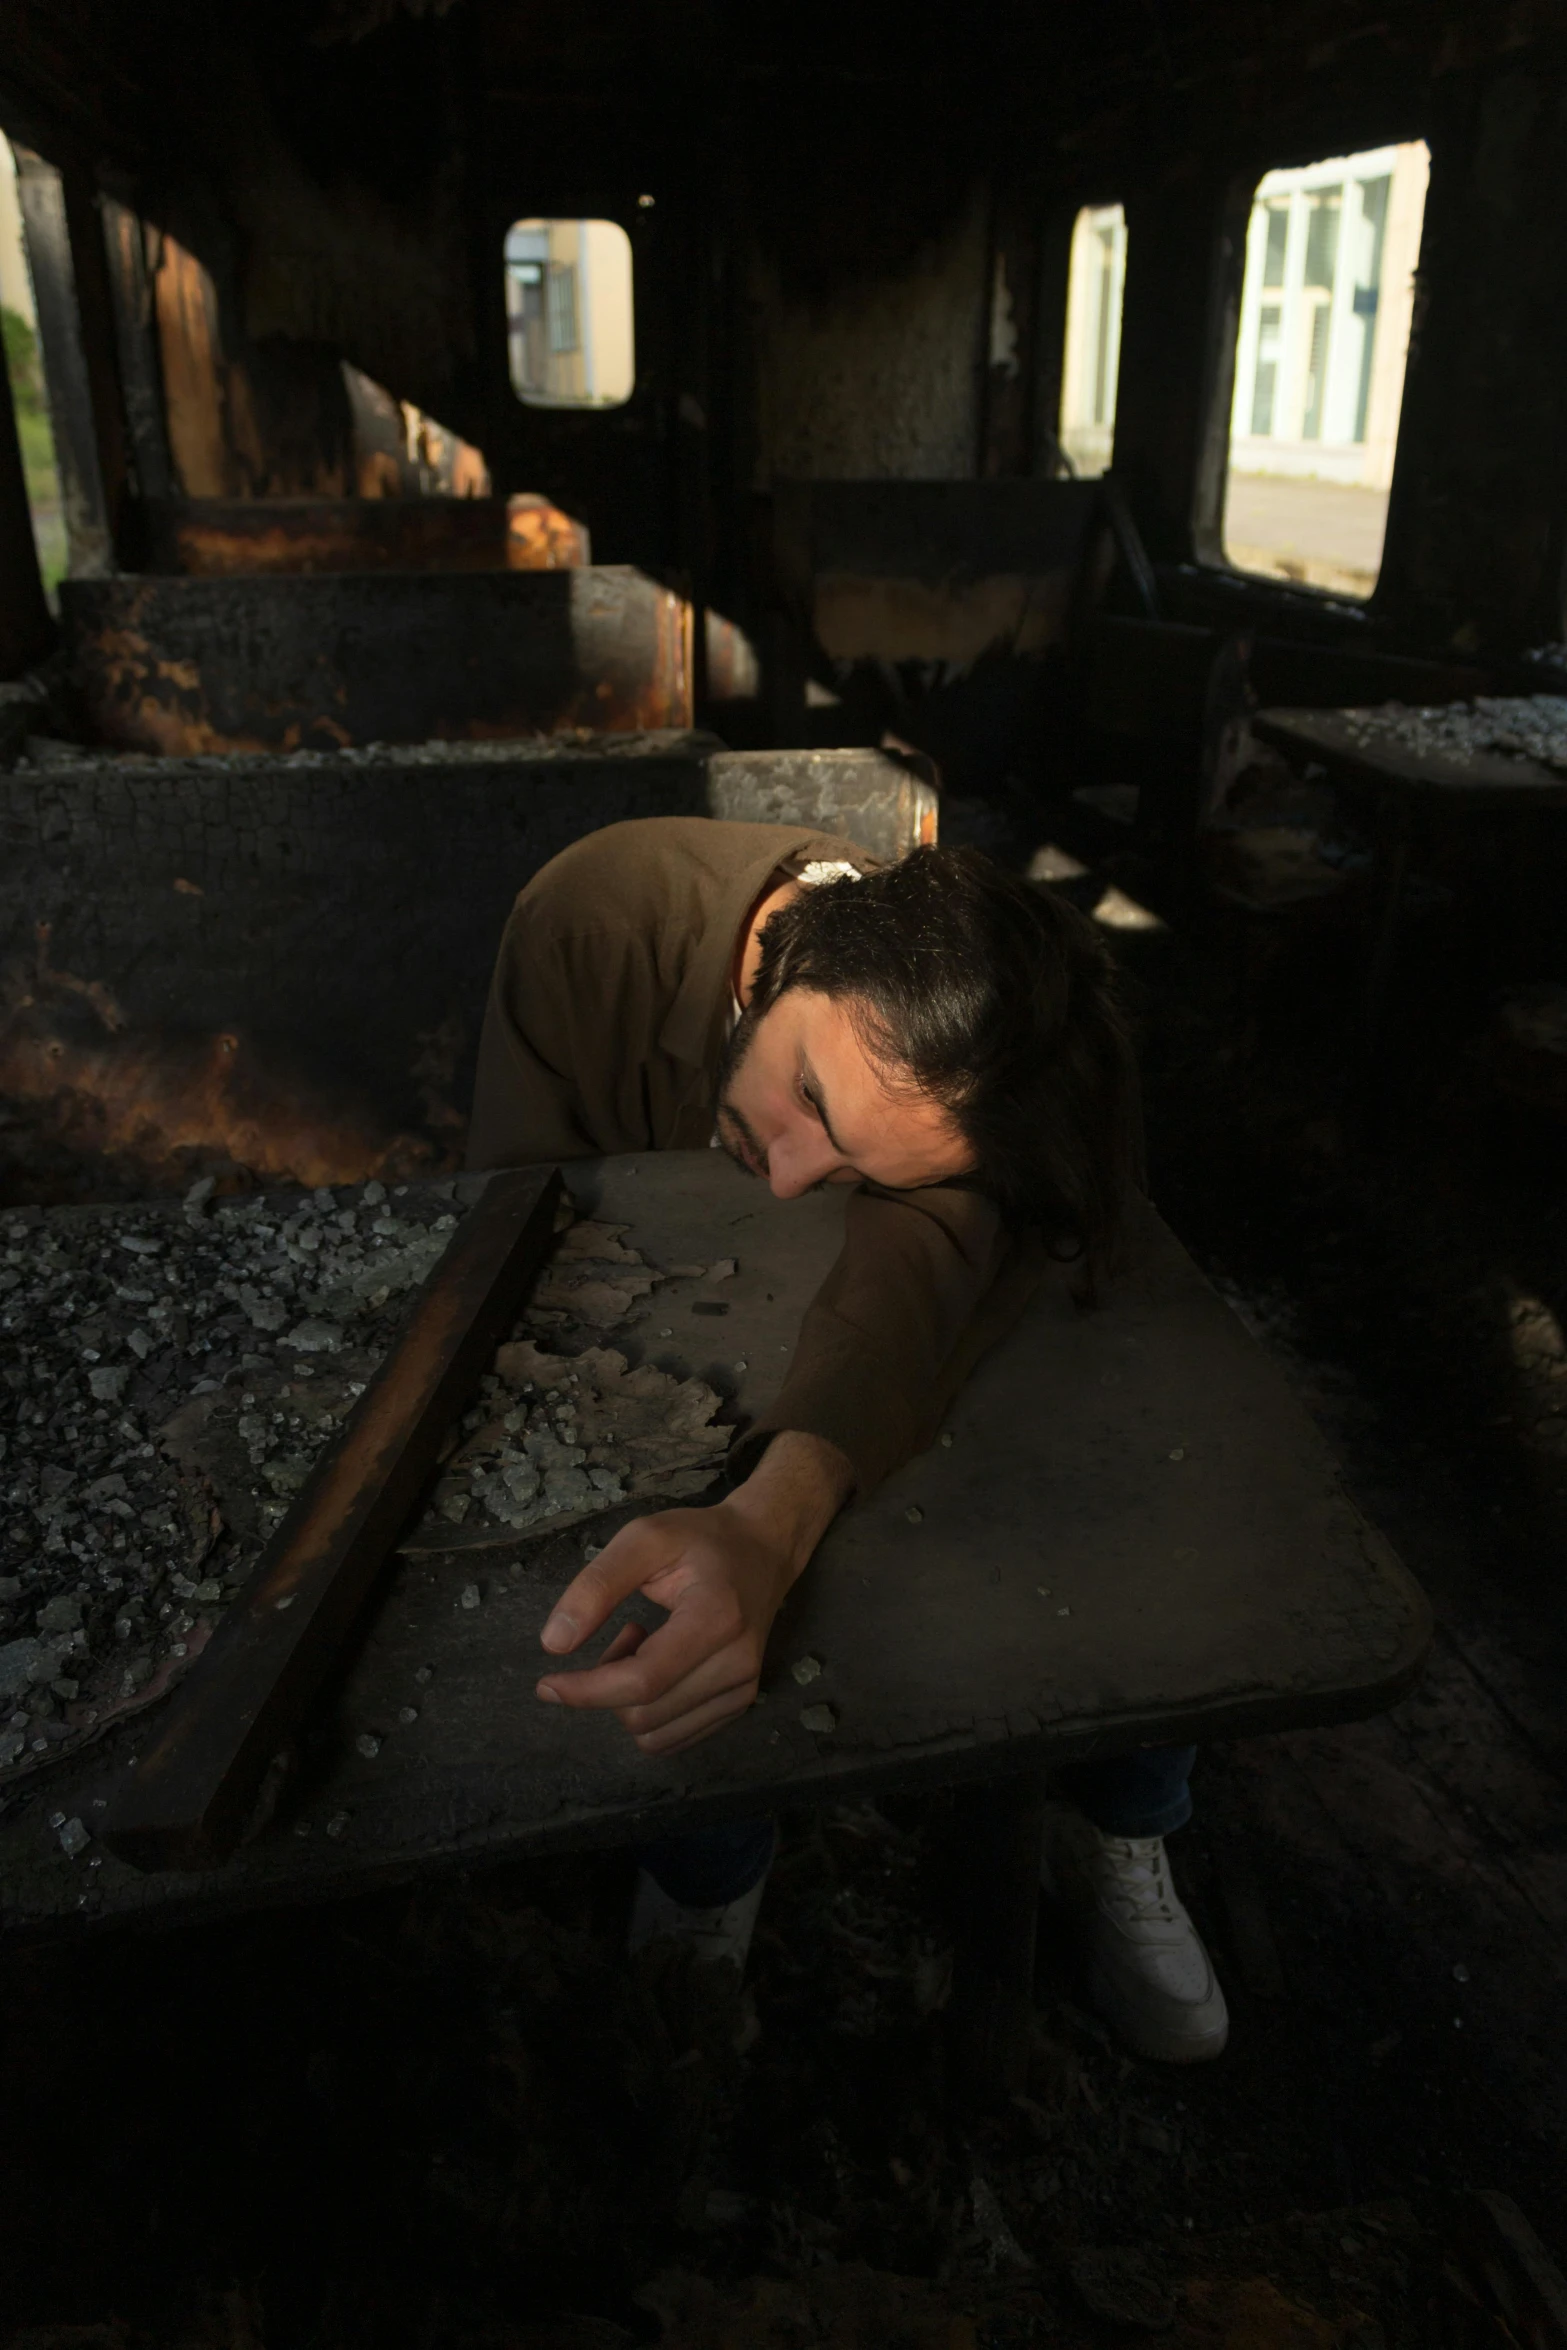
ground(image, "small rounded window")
xmin=504 ymin=218 xmax=634 ymax=410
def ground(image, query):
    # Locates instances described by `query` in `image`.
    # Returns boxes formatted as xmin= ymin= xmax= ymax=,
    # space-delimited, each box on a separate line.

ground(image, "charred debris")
xmin=2 ymin=1 xmax=1567 ymax=2345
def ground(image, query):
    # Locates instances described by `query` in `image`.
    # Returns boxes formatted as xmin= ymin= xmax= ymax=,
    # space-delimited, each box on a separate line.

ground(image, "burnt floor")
xmin=3 ymin=832 xmax=1567 ymax=2349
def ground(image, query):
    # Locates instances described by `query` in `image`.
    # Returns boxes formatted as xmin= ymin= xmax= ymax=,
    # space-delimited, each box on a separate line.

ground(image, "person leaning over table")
xmin=466 ymin=816 xmax=1227 ymax=2064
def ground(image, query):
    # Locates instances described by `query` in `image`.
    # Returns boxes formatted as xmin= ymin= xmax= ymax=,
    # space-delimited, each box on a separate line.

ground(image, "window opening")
xmin=1222 ymin=141 xmax=1428 ymax=599
xmin=0 ymin=137 xmax=65 ymax=604
xmin=1057 ymin=203 xmax=1126 ymax=478
xmin=504 ymin=218 xmax=633 ymax=409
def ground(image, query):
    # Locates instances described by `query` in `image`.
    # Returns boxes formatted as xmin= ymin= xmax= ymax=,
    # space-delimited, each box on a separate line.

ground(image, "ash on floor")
xmin=0 ymin=1783 xmax=1552 ymax=2348
xmin=0 ymin=1178 xmax=459 ymax=1780
xmin=0 ymin=1178 xmax=716 ymax=1790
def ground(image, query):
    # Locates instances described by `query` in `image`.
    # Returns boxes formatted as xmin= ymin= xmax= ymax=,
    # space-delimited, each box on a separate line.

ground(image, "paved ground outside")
xmin=1224 ymin=472 xmax=1390 ymax=599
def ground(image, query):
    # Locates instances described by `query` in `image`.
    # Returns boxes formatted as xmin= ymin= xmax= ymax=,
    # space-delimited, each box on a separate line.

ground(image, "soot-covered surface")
xmin=3 ymin=836 xmax=1567 ymax=2346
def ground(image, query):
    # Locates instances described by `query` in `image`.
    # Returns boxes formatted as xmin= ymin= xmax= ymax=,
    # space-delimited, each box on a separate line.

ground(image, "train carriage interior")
xmin=2 ymin=2 xmax=1567 ymax=2343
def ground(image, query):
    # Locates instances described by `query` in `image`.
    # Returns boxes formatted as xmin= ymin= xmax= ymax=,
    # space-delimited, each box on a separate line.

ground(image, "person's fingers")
xmin=629 ymin=1683 xmax=758 ymax=1757
xmin=598 ymin=1621 xmax=647 ymax=1666
xmin=539 ymin=1515 xmax=688 ymax=1655
xmin=537 ymin=1586 xmax=746 ymax=1711
xmin=613 ymin=1641 xmax=755 ymax=1734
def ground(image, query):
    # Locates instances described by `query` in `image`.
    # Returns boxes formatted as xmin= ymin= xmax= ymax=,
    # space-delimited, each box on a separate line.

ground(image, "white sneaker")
xmin=626 ymin=1865 xmax=769 ymax=1973
xmin=1041 ymin=1809 xmax=1229 ymax=2064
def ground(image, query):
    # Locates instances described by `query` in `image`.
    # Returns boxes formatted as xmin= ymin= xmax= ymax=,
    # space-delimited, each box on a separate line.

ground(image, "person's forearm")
xmin=722 ymin=1429 xmax=854 ymax=1592
xmin=740 ymin=1188 xmax=1016 ymax=1497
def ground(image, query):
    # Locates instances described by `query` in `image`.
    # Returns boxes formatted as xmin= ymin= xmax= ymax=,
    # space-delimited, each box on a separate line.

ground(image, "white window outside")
xmin=505 ymin=217 xmax=634 ymax=409
xmin=1223 ymin=141 xmax=1428 ymax=597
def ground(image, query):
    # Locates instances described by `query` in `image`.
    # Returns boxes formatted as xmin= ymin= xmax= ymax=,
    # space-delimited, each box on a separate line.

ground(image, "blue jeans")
xmin=637 ymin=1746 xmax=1195 ymax=1907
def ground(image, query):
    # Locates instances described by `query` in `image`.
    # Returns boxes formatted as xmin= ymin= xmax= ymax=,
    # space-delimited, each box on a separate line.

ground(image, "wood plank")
xmin=99 ymin=1166 xmax=562 ymax=1873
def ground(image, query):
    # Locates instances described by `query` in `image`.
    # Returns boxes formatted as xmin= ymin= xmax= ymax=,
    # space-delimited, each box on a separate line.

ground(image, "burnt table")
xmin=0 ymin=1153 xmax=1429 ymax=2095
xmin=1253 ymin=705 xmax=1567 ymax=1084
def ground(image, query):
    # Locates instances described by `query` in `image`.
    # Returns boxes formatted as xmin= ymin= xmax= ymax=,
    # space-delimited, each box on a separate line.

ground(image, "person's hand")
xmin=534 ymin=1431 xmax=852 ymax=1757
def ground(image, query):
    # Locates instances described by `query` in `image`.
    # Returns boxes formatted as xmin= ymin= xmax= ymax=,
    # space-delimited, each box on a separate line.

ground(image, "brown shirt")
xmin=466 ymin=817 xmax=1037 ymax=1493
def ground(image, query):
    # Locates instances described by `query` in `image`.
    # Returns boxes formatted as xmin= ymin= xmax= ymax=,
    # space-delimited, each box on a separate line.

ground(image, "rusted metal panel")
xmin=100 ymin=197 xmax=173 ymax=505
xmin=99 ymin=1162 xmax=563 ymax=1870
xmin=149 ymin=221 xmax=356 ymax=501
xmin=342 ymin=367 xmax=489 ymax=500
xmin=147 ymin=225 xmax=233 ymax=500
xmin=62 ymin=565 xmax=693 ymax=751
xmin=505 ymin=493 xmax=591 ymax=570
xmin=141 ymin=493 xmax=589 ymax=577
xmin=706 ymin=748 xmax=937 ymax=858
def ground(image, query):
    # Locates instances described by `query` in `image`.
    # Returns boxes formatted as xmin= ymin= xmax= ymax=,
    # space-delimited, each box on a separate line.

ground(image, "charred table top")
xmin=1254 ymin=705 xmax=1567 ymax=808
xmin=0 ymin=1154 xmax=1429 ymax=1940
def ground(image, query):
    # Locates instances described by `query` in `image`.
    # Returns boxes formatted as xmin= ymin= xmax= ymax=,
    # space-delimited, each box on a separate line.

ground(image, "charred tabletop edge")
xmin=98 ymin=1165 xmax=563 ymax=1873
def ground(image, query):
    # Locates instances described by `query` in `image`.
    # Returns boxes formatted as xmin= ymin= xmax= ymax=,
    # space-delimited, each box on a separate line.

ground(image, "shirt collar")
xmin=656 ymin=831 xmax=853 ymax=1068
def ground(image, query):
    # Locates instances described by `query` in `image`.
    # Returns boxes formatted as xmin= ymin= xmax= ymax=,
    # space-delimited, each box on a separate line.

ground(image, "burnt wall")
xmin=751 ymin=198 xmax=988 ymax=485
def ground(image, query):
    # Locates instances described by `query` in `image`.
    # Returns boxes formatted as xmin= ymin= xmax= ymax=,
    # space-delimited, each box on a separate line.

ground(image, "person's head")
xmin=715 ymin=844 xmax=1140 ymax=1280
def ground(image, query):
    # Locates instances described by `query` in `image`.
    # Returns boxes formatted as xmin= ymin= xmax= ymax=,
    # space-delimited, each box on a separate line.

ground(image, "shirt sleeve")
xmin=738 ymin=1183 xmax=1045 ymax=1495
xmin=465 ymin=896 xmax=657 ymax=1168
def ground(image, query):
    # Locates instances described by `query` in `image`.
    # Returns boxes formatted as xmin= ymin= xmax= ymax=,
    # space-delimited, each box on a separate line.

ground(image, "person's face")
xmin=717 ymin=989 xmax=974 ymax=1199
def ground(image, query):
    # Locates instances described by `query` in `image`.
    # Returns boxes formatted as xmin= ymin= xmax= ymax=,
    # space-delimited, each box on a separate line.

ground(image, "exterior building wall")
xmin=505 ymin=217 xmax=634 ymax=410
xmin=1228 ymin=142 xmax=1428 ymax=490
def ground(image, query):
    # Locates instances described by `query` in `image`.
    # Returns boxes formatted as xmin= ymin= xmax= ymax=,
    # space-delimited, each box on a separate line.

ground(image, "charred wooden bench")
xmin=0 ymin=1154 xmax=1429 ymax=2100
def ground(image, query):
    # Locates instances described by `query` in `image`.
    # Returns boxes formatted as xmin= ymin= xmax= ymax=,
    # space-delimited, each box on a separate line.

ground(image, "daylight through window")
xmin=1057 ymin=204 xmax=1126 ymax=478
xmin=1222 ymin=142 xmax=1428 ymax=598
xmin=505 ymin=218 xmax=634 ymax=410
xmin=0 ymin=137 xmax=65 ymax=602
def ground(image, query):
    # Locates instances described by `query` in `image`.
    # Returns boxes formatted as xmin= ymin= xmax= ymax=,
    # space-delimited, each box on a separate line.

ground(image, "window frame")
xmin=1193 ymin=140 xmax=1429 ymax=604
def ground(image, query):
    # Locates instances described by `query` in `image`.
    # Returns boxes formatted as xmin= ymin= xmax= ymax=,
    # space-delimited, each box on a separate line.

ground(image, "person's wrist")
xmin=722 ymin=1431 xmax=852 ymax=1589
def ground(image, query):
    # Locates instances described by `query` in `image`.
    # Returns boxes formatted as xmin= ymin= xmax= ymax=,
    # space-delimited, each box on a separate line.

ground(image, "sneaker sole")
xmin=1086 ymin=1965 xmax=1230 ymax=2065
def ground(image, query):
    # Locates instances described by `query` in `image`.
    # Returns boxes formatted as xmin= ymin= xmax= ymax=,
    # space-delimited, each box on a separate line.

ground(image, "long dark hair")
xmin=749 ymin=845 xmax=1142 ymax=1285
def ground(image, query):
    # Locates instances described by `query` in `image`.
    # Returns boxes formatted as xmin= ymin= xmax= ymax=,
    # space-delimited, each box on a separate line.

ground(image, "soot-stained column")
xmin=1376 ymin=54 xmax=1567 ymax=656
xmin=1110 ymin=165 xmax=1237 ymax=566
